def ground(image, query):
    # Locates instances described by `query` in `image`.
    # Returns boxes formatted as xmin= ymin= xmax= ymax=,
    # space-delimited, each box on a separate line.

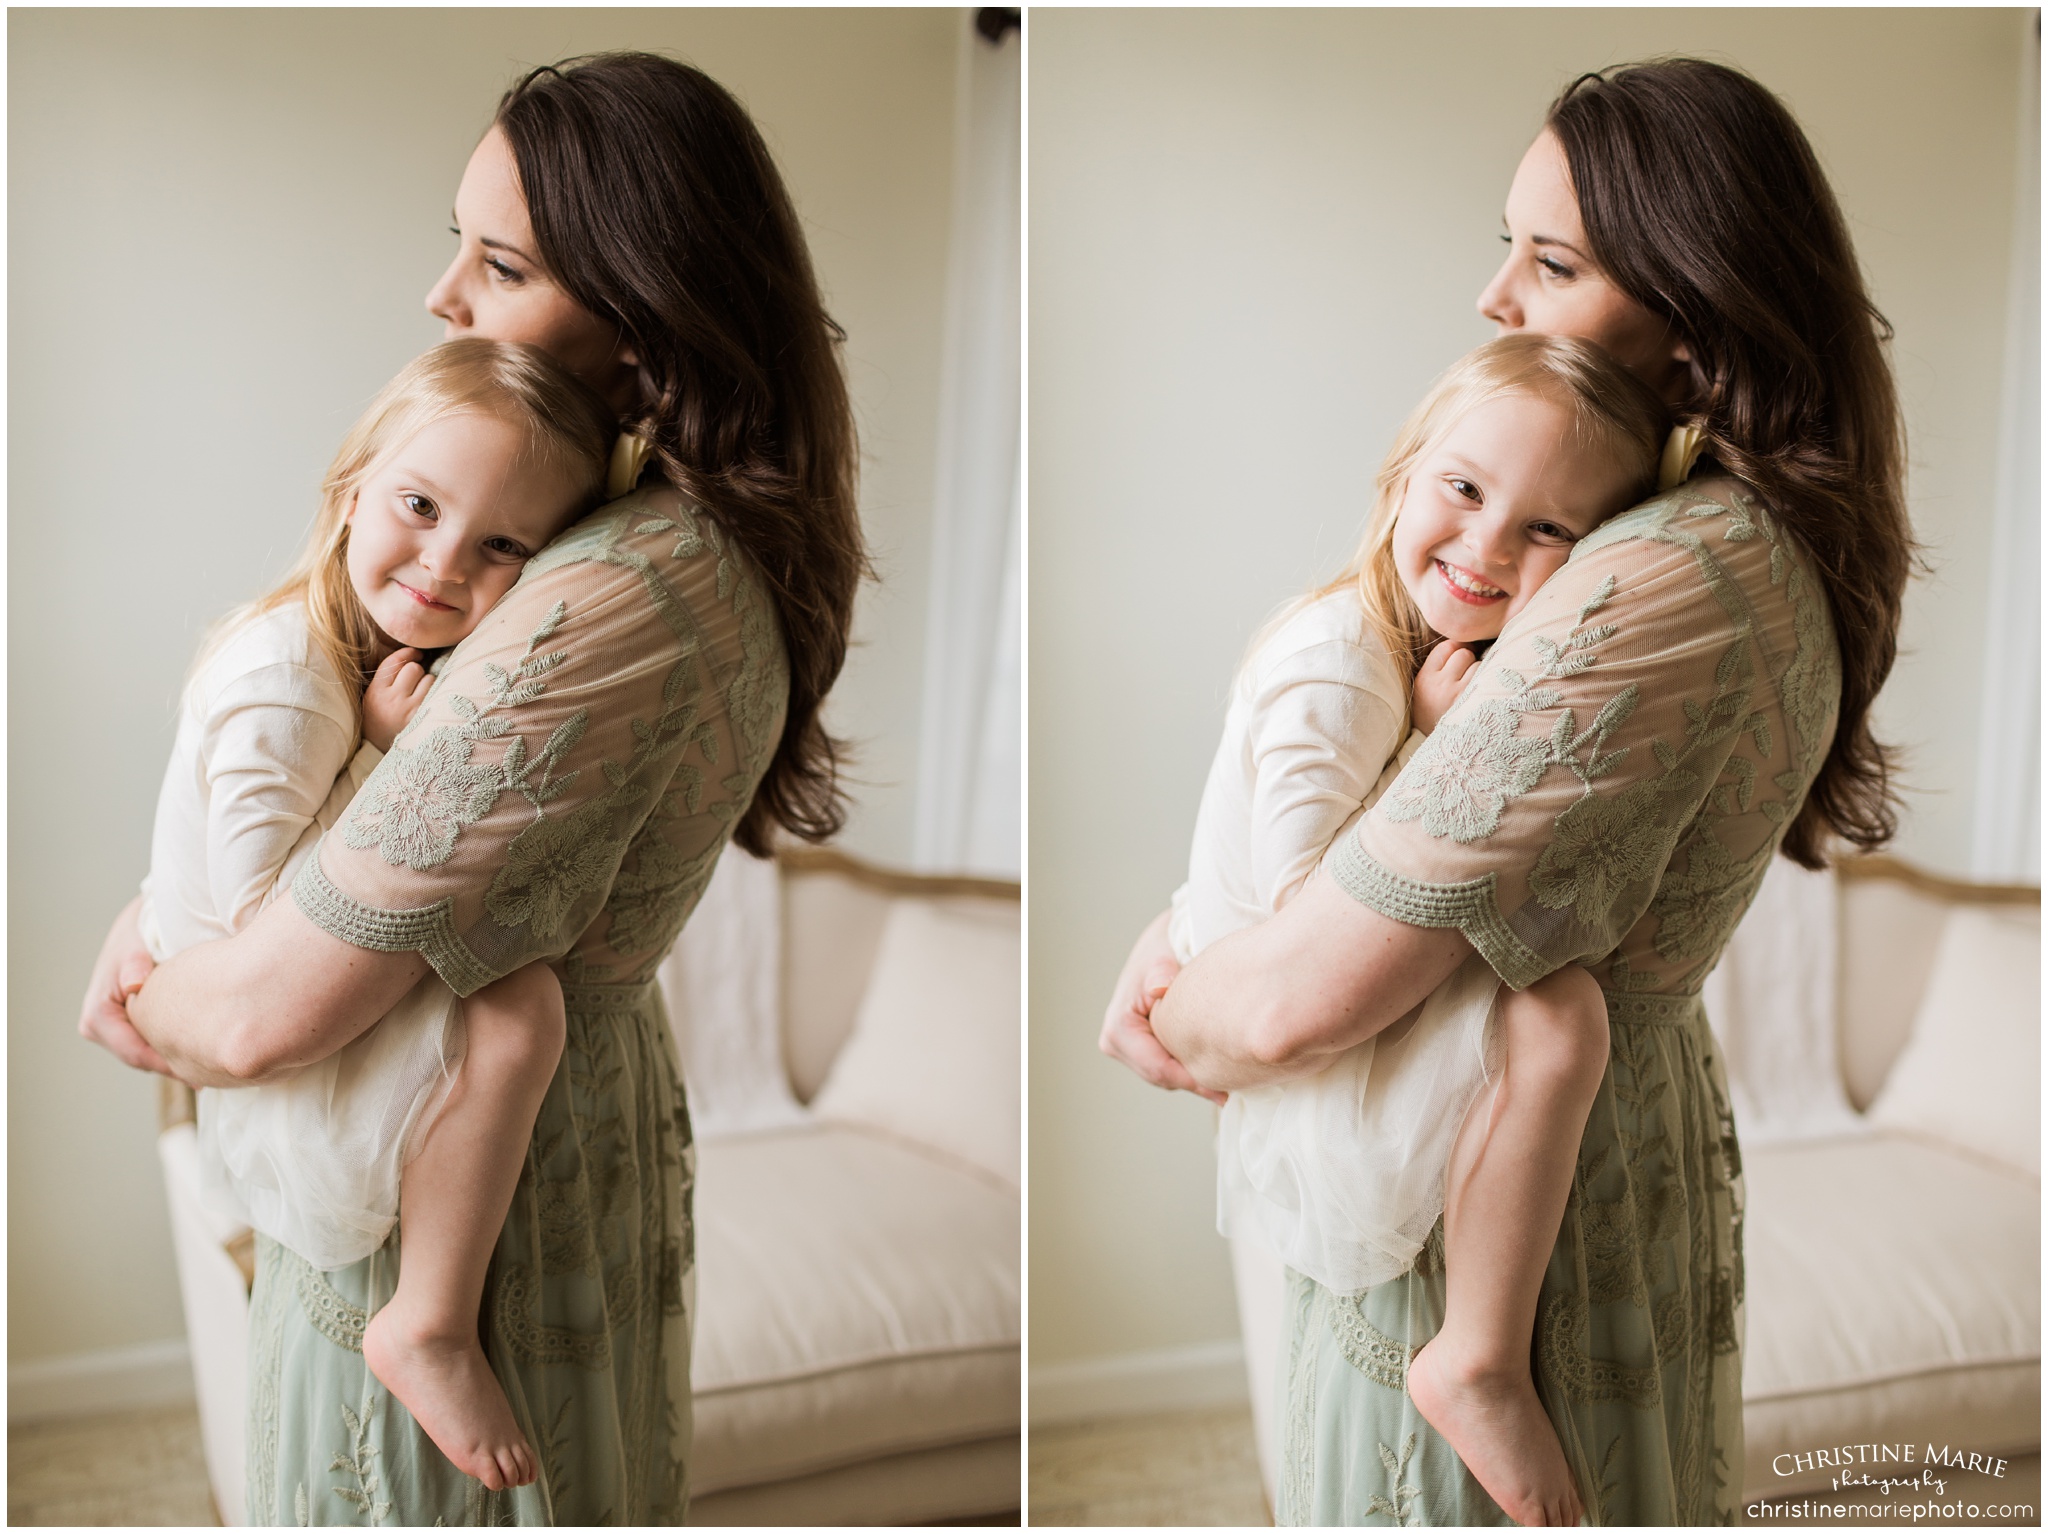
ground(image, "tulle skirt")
xmin=1218 ymin=951 xmax=1499 ymax=1295
xmin=197 ymin=973 xmax=464 ymax=1271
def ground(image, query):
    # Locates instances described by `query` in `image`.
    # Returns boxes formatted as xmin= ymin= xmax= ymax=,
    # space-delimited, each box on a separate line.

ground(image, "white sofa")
xmin=1230 ymin=854 xmax=2040 ymax=1513
xmin=158 ymin=846 xmax=1021 ymax=1525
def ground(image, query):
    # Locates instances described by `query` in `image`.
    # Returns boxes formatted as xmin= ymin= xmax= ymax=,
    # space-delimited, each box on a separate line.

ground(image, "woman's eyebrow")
xmin=1531 ymin=233 xmax=1590 ymax=261
xmin=449 ymin=210 xmax=540 ymax=266
xmin=479 ymin=234 xmax=540 ymax=265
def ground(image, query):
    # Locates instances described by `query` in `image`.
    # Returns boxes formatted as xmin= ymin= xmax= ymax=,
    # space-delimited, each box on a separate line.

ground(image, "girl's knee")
xmin=1504 ymin=967 xmax=1610 ymax=1079
xmin=465 ymin=966 xmax=567 ymax=1069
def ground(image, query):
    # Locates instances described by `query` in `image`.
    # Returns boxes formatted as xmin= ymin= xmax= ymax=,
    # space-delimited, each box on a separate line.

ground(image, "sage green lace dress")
xmin=1280 ymin=480 xmax=1840 ymax=1526
xmin=248 ymin=485 xmax=788 ymax=1525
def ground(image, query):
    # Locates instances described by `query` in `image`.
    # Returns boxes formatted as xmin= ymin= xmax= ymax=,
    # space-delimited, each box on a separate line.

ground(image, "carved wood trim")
xmin=1836 ymin=853 xmax=2040 ymax=907
xmin=776 ymin=844 xmax=1020 ymax=902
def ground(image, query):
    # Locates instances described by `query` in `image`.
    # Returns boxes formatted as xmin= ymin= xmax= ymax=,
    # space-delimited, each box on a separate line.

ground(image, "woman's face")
xmin=426 ymin=128 xmax=640 ymax=414
xmin=1390 ymin=391 xmax=1640 ymax=645
xmin=1477 ymin=131 xmax=1692 ymax=405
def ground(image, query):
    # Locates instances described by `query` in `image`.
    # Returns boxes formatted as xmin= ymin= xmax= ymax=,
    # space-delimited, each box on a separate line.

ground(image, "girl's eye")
xmin=483 ymin=537 xmax=528 ymax=558
xmin=1447 ymin=477 xmax=1482 ymax=504
xmin=402 ymin=494 xmax=437 ymax=521
xmin=1529 ymin=521 xmax=1577 ymax=544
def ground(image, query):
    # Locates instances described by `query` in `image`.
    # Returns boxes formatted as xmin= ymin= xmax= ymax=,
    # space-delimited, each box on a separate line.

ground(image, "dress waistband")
xmin=559 ymin=977 xmax=662 ymax=1012
xmin=1599 ymin=990 xmax=1706 ymax=1028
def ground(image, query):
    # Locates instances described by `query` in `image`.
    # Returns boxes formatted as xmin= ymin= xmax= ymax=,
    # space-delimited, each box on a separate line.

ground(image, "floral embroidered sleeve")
xmin=1330 ymin=483 xmax=1836 ymax=994
xmin=292 ymin=487 xmax=789 ymax=995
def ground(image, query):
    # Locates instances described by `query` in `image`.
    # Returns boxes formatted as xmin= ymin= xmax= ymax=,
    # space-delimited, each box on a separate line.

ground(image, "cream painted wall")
xmin=1029 ymin=9 xmax=2032 ymax=1372
xmin=10 ymin=8 xmax=962 ymax=1366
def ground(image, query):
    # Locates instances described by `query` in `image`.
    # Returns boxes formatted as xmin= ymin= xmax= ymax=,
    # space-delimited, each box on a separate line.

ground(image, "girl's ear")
xmin=344 ymin=490 xmax=359 ymax=525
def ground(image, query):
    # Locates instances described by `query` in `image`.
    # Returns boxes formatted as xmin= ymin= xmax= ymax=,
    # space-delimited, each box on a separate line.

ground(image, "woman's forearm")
xmin=131 ymin=893 xmax=430 ymax=1086
xmin=1152 ymin=871 xmax=1473 ymax=1092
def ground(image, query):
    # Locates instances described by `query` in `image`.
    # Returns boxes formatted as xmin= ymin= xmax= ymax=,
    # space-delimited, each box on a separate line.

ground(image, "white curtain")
xmin=913 ymin=13 xmax=1022 ymax=878
xmin=1971 ymin=20 xmax=2041 ymax=884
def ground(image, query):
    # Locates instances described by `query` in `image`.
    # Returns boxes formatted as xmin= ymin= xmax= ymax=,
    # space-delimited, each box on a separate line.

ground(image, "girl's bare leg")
xmin=1406 ymin=964 xmax=1609 ymax=1527
xmin=362 ymin=963 xmax=565 ymax=1491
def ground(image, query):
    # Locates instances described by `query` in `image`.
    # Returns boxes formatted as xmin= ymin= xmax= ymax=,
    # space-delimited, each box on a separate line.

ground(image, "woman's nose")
xmin=425 ymin=258 xmax=470 ymax=332
xmin=1477 ymin=256 xmax=1521 ymax=332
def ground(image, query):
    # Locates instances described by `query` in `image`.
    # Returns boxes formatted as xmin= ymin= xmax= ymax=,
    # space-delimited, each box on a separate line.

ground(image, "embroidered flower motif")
xmin=1650 ymin=830 xmax=1767 ymax=966
xmin=342 ymin=726 xmax=502 ymax=871
xmin=487 ymin=800 xmax=619 ymax=941
xmin=1383 ymin=699 xmax=1551 ymax=843
xmin=1530 ymin=781 xmax=1669 ymax=927
xmin=602 ymin=834 xmax=720 ymax=958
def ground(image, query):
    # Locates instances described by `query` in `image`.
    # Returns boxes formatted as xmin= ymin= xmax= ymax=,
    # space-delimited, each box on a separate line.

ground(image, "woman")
xmin=79 ymin=52 xmax=863 ymax=1524
xmin=1104 ymin=58 xmax=1908 ymax=1525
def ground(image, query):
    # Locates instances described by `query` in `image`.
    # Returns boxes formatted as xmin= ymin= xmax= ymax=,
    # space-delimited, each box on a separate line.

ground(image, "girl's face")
xmin=1390 ymin=392 xmax=1640 ymax=645
xmin=345 ymin=411 xmax=588 ymax=655
xmin=426 ymin=129 xmax=641 ymax=415
xmin=1477 ymin=131 xmax=1693 ymax=406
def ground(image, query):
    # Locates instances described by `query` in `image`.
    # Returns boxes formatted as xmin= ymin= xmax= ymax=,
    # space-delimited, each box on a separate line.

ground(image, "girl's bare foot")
xmin=363 ymin=1302 xmax=535 ymax=1491
xmin=1407 ymin=1333 xmax=1583 ymax=1526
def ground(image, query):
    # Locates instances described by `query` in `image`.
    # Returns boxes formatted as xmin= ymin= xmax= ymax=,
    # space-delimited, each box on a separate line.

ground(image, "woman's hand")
xmin=78 ymin=895 xmax=175 ymax=1077
xmin=1099 ymin=910 xmax=1225 ymax=1105
xmin=362 ymin=648 xmax=432 ymax=753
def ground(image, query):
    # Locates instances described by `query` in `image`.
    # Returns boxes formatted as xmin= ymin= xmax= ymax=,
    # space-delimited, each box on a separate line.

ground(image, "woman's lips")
xmin=1434 ymin=559 xmax=1507 ymax=605
xmin=396 ymin=581 xmax=457 ymax=612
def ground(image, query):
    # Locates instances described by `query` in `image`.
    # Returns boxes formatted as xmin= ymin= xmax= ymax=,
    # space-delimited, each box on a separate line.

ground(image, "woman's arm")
xmin=1151 ymin=871 xmax=1471 ymax=1092
xmin=130 ymin=894 xmax=429 ymax=1087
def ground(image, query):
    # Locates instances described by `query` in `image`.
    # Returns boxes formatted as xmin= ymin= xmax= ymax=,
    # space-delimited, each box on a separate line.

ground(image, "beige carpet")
xmin=1030 ymin=1404 xmax=1269 ymax=1526
xmin=9 ymin=1402 xmax=217 ymax=1526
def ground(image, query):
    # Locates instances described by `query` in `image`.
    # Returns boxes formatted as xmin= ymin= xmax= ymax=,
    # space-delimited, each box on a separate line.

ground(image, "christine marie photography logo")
xmin=1770 ymin=1441 xmax=2018 ymax=1496
xmin=1745 ymin=1441 xmax=2034 ymax=1525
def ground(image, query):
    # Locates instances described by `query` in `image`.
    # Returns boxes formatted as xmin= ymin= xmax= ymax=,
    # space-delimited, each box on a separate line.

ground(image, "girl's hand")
xmin=362 ymin=648 xmax=432 ymax=752
xmin=78 ymin=895 xmax=176 ymax=1077
xmin=1099 ymin=910 xmax=1226 ymax=1105
xmin=1411 ymin=639 xmax=1481 ymax=734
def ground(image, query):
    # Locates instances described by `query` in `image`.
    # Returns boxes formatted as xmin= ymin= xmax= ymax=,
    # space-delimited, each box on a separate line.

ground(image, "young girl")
xmin=1166 ymin=333 xmax=1672 ymax=1525
xmin=138 ymin=338 xmax=620 ymax=1491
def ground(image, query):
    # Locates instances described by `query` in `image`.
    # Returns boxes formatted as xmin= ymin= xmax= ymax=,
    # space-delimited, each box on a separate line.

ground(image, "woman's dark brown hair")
xmin=1548 ymin=57 xmax=1911 ymax=867
xmin=497 ymin=52 xmax=866 ymax=856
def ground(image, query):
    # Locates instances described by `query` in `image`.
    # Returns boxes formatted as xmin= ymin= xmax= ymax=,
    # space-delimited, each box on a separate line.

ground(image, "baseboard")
xmin=1029 ymin=1338 xmax=1249 ymax=1426
xmin=9 ymin=1338 xmax=195 ymax=1423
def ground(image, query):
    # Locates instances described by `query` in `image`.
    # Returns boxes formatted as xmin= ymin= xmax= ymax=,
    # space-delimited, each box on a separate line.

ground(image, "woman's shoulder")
xmin=1564 ymin=474 xmax=1825 ymax=610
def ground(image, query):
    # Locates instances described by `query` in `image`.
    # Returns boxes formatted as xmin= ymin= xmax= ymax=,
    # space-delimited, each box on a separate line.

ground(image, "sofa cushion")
xmin=690 ymin=1123 xmax=1020 ymax=1494
xmin=810 ymin=897 xmax=1021 ymax=1187
xmin=1867 ymin=906 xmax=2040 ymax=1176
xmin=661 ymin=844 xmax=809 ymax=1140
xmin=1741 ymin=1131 xmax=2039 ymax=1496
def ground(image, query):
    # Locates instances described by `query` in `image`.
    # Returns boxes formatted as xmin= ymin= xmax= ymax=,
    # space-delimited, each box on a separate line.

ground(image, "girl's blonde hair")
xmin=1312 ymin=332 xmax=1668 ymax=684
xmin=205 ymin=338 xmax=616 ymax=702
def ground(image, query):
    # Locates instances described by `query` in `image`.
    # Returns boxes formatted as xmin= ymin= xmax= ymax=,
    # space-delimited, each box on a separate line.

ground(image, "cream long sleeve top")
xmin=139 ymin=603 xmax=382 ymax=962
xmin=1169 ymin=590 xmax=1425 ymax=963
